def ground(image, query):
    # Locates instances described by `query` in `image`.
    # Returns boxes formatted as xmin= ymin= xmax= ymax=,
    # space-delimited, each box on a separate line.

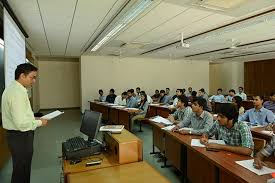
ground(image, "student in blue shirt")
xmin=130 ymin=93 xmax=149 ymax=131
xmin=126 ymin=89 xmax=138 ymax=108
xmin=209 ymin=88 xmax=225 ymax=103
xmin=239 ymin=96 xmax=275 ymax=125
xmin=159 ymin=90 xmax=170 ymax=104
xmin=225 ymin=89 xmax=236 ymax=103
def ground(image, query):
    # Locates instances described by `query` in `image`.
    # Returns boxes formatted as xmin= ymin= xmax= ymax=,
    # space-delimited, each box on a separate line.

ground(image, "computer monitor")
xmin=80 ymin=110 xmax=102 ymax=142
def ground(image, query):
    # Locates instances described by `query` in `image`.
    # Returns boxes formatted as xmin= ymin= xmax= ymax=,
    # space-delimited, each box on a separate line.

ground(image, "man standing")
xmin=2 ymin=63 xmax=48 ymax=183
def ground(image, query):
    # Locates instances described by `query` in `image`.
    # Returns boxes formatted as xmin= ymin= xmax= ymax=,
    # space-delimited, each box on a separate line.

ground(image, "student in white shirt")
xmin=98 ymin=89 xmax=106 ymax=102
xmin=114 ymin=92 xmax=127 ymax=106
xmin=236 ymin=86 xmax=247 ymax=101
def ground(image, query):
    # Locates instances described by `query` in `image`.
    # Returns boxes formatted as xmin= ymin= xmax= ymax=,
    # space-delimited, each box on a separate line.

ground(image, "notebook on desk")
xmin=99 ymin=125 xmax=124 ymax=133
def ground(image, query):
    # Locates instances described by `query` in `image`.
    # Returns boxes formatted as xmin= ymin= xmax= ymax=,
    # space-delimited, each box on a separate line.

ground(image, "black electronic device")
xmin=62 ymin=110 xmax=102 ymax=160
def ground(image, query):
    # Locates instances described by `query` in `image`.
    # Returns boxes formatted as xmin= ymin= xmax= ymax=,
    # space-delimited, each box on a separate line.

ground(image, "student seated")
xmin=225 ymin=89 xmax=235 ymax=102
xmin=209 ymin=88 xmax=225 ymax=103
xmin=236 ymin=86 xmax=247 ymax=101
xmin=165 ymin=88 xmax=170 ymax=96
xmin=254 ymin=124 xmax=275 ymax=169
xmin=200 ymin=104 xmax=254 ymax=156
xmin=232 ymin=96 xmax=245 ymax=115
xmin=186 ymin=87 xmax=193 ymax=97
xmin=172 ymin=89 xmax=184 ymax=107
xmin=140 ymin=91 xmax=153 ymax=104
xmin=126 ymin=89 xmax=138 ymax=108
xmin=189 ymin=91 xmax=197 ymax=102
xmin=105 ymin=89 xmax=116 ymax=103
xmin=168 ymin=95 xmax=192 ymax=124
xmin=263 ymin=92 xmax=275 ymax=113
xmin=114 ymin=92 xmax=127 ymax=106
xmin=198 ymin=88 xmax=212 ymax=112
xmin=152 ymin=90 xmax=160 ymax=102
xmin=238 ymin=96 xmax=275 ymax=125
xmin=172 ymin=97 xmax=213 ymax=135
xmin=159 ymin=90 xmax=170 ymax=104
xmin=130 ymin=93 xmax=149 ymax=131
xmin=135 ymin=87 xmax=141 ymax=101
xmin=97 ymin=89 xmax=106 ymax=102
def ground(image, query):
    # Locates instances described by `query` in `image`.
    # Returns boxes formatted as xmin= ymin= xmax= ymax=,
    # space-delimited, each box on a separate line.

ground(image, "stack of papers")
xmin=236 ymin=159 xmax=275 ymax=175
xmin=191 ymin=139 xmax=225 ymax=147
xmin=99 ymin=125 xmax=124 ymax=132
xmin=41 ymin=110 xmax=64 ymax=120
xmin=150 ymin=116 xmax=173 ymax=125
xmin=162 ymin=125 xmax=176 ymax=131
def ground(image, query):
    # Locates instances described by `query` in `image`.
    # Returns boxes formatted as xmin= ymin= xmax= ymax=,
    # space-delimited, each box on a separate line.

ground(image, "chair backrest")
xmin=253 ymin=137 xmax=266 ymax=156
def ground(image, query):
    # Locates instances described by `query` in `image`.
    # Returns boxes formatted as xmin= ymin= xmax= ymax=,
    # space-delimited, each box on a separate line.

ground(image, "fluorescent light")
xmin=91 ymin=0 xmax=153 ymax=52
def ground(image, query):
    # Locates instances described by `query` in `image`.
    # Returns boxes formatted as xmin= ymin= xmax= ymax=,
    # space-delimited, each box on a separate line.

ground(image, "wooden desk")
xmin=117 ymin=108 xmax=137 ymax=131
xmin=89 ymin=102 xmax=136 ymax=131
xmin=109 ymin=107 xmax=119 ymax=124
xmin=251 ymin=127 xmax=273 ymax=141
xmin=148 ymin=105 xmax=171 ymax=118
xmin=150 ymin=122 xmax=271 ymax=183
xmin=149 ymin=121 xmax=166 ymax=154
xmin=67 ymin=161 xmax=171 ymax=183
xmin=89 ymin=101 xmax=109 ymax=121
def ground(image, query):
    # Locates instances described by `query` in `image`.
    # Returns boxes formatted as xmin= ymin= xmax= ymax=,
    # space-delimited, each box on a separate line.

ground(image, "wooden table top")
xmin=63 ymin=152 xmax=119 ymax=175
xmin=67 ymin=161 xmax=171 ymax=183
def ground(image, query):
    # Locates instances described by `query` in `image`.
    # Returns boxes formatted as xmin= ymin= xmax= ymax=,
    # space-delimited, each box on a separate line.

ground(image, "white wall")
xmin=209 ymin=62 xmax=244 ymax=95
xmin=38 ymin=59 xmax=80 ymax=109
xmin=81 ymin=56 xmax=210 ymax=111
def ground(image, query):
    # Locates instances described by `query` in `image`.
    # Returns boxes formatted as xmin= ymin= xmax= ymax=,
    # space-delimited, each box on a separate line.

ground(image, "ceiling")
xmin=8 ymin=0 xmax=275 ymax=62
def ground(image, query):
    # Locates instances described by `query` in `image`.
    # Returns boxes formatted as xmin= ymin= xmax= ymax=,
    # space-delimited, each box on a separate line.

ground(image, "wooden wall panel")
xmin=244 ymin=59 xmax=275 ymax=96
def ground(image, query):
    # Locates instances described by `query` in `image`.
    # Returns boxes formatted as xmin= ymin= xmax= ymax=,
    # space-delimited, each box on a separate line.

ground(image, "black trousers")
xmin=6 ymin=130 xmax=34 ymax=183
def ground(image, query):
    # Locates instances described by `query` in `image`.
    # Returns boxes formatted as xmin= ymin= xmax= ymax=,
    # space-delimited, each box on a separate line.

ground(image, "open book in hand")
xmin=40 ymin=110 xmax=64 ymax=120
xmin=99 ymin=125 xmax=124 ymax=133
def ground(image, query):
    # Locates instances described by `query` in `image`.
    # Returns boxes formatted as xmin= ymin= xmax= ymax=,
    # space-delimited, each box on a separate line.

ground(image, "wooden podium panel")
xmin=103 ymin=129 xmax=143 ymax=164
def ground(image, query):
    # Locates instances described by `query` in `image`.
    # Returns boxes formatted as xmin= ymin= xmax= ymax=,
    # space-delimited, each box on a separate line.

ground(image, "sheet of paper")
xmin=162 ymin=125 xmax=176 ymax=131
xmin=150 ymin=103 xmax=160 ymax=106
xmin=112 ymin=105 xmax=125 ymax=108
xmin=179 ymin=127 xmax=193 ymax=131
xmin=105 ymin=103 xmax=117 ymax=106
xmin=150 ymin=116 xmax=173 ymax=125
xmin=260 ymin=130 xmax=274 ymax=136
xmin=236 ymin=159 xmax=275 ymax=176
xmin=191 ymin=139 xmax=225 ymax=147
xmin=41 ymin=110 xmax=64 ymax=120
xmin=125 ymin=108 xmax=139 ymax=110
